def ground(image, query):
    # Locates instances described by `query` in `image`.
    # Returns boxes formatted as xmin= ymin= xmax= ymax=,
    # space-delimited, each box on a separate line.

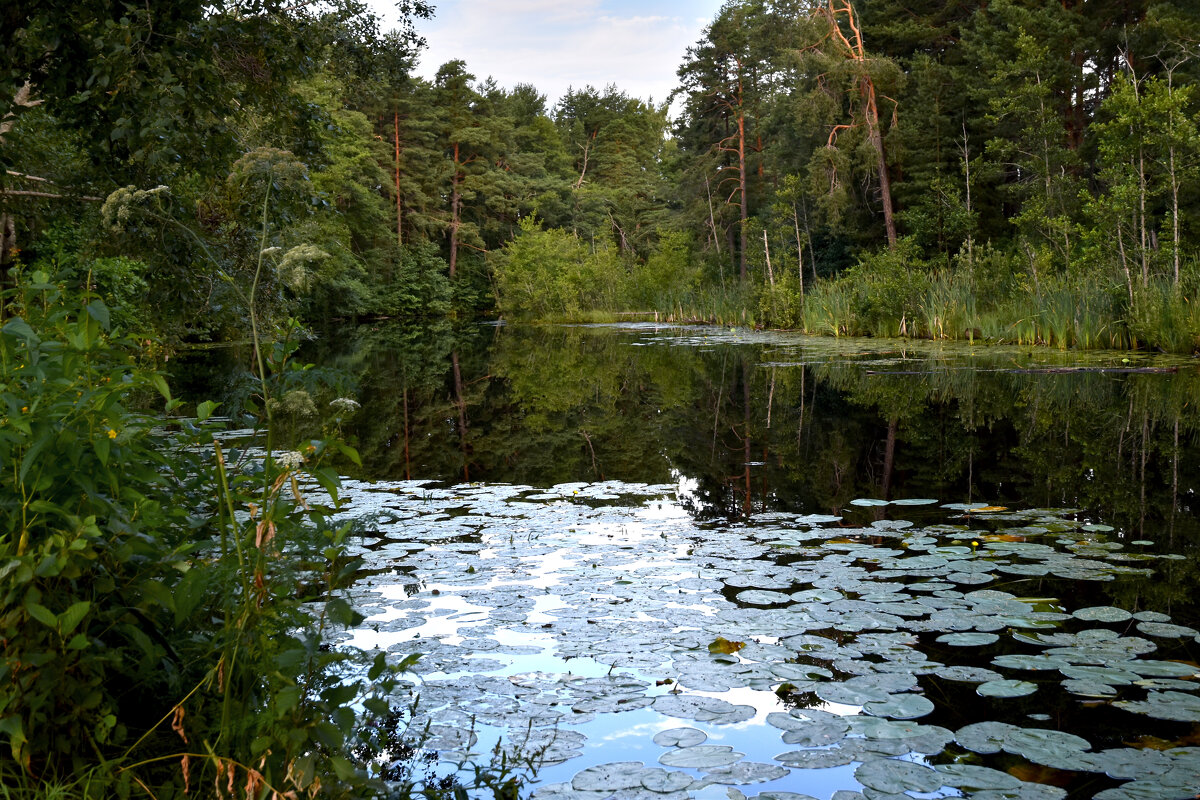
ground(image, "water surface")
xmin=177 ymin=324 xmax=1200 ymax=799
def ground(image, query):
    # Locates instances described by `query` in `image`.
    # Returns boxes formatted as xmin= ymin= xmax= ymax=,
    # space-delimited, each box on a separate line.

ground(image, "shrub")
xmin=0 ymin=273 xmax=438 ymax=798
xmin=491 ymin=218 xmax=625 ymax=318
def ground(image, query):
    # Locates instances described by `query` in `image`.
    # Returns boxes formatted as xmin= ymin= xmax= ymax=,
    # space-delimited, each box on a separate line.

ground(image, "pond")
xmin=177 ymin=323 xmax=1200 ymax=800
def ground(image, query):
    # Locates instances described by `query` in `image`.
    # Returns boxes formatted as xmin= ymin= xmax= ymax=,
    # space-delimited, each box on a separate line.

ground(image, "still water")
xmin=178 ymin=323 xmax=1200 ymax=800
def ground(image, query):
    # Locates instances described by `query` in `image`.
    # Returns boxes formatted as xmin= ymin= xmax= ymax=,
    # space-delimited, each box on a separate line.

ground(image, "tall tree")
xmin=803 ymin=0 xmax=903 ymax=249
xmin=676 ymin=1 xmax=778 ymax=279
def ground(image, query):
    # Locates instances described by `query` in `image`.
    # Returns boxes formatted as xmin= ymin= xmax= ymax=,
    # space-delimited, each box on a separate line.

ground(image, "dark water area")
xmin=175 ymin=322 xmax=1199 ymax=530
xmin=169 ymin=323 xmax=1200 ymax=799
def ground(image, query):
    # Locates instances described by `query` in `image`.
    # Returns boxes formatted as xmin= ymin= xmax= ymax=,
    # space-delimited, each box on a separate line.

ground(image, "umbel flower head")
xmin=329 ymin=397 xmax=360 ymax=414
xmin=274 ymin=451 xmax=306 ymax=470
xmin=276 ymin=244 xmax=329 ymax=294
xmin=101 ymin=185 xmax=170 ymax=233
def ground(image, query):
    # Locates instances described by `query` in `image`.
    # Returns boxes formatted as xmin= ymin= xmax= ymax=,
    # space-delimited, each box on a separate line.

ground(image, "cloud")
xmin=368 ymin=0 xmax=723 ymax=107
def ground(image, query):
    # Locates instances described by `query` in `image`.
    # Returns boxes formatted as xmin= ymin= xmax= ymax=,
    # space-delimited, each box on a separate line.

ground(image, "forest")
xmin=4 ymin=0 xmax=1200 ymax=349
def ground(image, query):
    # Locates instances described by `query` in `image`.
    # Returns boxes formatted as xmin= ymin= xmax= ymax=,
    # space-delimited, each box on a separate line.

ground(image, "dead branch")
xmin=0 ymin=189 xmax=105 ymax=202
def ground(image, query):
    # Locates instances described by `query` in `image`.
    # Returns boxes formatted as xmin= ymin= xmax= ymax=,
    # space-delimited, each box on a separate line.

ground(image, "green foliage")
xmin=491 ymin=219 xmax=625 ymax=318
xmin=630 ymin=230 xmax=702 ymax=309
xmin=0 ymin=275 xmax=491 ymax=797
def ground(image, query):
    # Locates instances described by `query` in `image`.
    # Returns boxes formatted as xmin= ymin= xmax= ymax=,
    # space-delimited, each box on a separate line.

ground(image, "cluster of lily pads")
xmin=323 ymin=479 xmax=1200 ymax=800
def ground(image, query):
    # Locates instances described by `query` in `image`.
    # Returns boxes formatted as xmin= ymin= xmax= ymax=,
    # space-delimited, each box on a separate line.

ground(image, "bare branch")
xmin=0 ymin=190 xmax=104 ymax=201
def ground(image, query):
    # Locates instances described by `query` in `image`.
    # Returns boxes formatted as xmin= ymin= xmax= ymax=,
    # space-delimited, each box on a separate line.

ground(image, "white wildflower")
xmin=330 ymin=397 xmax=360 ymax=413
xmin=101 ymin=184 xmax=173 ymax=232
xmin=276 ymin=244 xmax=328 ymax=293
xmin=274 ymin=451 xmax=306 ymax=470
xmin=260 ymin=246 xmax=282 ymax=257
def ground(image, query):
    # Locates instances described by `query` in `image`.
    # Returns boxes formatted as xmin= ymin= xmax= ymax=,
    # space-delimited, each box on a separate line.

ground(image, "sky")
xmin=368 ymin=0 xmax=726 ymax=110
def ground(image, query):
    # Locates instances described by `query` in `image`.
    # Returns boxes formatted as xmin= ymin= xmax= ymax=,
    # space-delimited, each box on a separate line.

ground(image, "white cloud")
xmin=369 ymin=0 xmax=723 ymax=109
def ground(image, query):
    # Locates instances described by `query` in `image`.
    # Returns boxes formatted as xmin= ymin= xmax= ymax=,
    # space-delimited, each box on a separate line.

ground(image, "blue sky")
xmin=369 ymin=0 xmax=725 ymax=109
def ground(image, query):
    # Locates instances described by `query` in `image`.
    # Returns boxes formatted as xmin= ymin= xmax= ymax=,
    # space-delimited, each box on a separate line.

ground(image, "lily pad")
xmin=659 ymin=745 xmax=744 ymax=769
xmin=640 ymin=769 xmax=694 ymax=793
xmin=653 ymin=694 xmax=755 ymax=724
xmin=934 ymin=764 xmax=1021 ymax=790
xmin=572 ymin=762 xmax=650 ymax=792
xmin=652 ymin=727 xmax=707 ymax=748
xmin=937 ymin=632 xmax=1000 ymax=646
xmin=854 ymin=758 xmax=943 ymax=794
xmin=696 ymin=762 xmax=789 ymax=785
xmin=934 ymin=665 xmax=1004 ymax=683
xmin=1138 ymin=622 xmax=1197 ymax=639
xmin=978 ymin=679 xmax=1038 ymax=698
xmin=863 ymin=693 xmax=935 ymax=720
xmin=1073 ymin=606 xmax=1133 ymax=623
xmin=1115 ymin=690 xmax=1200 ymax=722
xmin=774 ymin=748 xmax=858 ymax=769
xmin=956 ymin=721 xmax=1021 ymax=754
xmin=1062 ymin=679 xmax=1118 ymax=697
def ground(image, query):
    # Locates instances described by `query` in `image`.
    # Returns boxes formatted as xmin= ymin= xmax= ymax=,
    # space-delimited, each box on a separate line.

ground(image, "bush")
xmin=0 ymin=274 xmax=439 ymax=798
xmin=491 ymin=218 xmax=625 ymax=318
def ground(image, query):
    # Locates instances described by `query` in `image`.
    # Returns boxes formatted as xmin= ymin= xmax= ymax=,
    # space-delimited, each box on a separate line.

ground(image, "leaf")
xmin=151 ymin=374 xmax=171 ymax=402
xmin=335 ymin=441 xmax=362 ymax=467
xmin=58 ymin=601 xmax=90 ymax=636
xmin=85 ymin=300 xmax=111 ymax=331
xmin=2 ymin=317 xmax=39 ymax=345
xmin=93 ymin=436 xmax=110 ymax=467
xmin=368 ymin=651 xmax=388 ymax=681
xmin=329 ymin=756 xmax=357 ymax=781
xmin=19 ymin=433 xmax=53 ymax=485
xmin=708 ymin=636 xmax=746 ymax=654
xmin=173 ymin=568 xmax=208 ymax=624
xmin=325 ymin=598 xmax=363 ymax=627
xmin=196 ymin=400 xmax=220 ymax=422
xmin=25 ymin=601 xmax=57 ymax=629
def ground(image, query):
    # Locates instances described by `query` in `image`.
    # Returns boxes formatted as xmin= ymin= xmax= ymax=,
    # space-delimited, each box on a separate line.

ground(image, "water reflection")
xmin=172 ymin=322 xmax=1200 ymax=544
xmin=281 ymin=323 xmax=1198 ymax=536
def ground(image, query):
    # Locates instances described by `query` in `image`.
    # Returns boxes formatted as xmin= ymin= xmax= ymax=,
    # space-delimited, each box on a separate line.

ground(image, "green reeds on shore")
xmin=493 ymin=224 xmax=1200 ymax=353
xmin=770 ymin=269 xmax=1198 ymax=353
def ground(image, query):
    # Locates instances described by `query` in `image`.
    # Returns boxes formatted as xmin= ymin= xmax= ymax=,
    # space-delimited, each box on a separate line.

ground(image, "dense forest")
xmin=4 ymin=1 xmax=1200 ymax=349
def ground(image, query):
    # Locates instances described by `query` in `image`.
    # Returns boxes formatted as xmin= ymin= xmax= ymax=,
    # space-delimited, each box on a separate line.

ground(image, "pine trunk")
xmin=449 ymin=142 xmax=461 ymax=279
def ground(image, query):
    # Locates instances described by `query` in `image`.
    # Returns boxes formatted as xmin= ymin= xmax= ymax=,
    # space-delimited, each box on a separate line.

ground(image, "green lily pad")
xmin=572 ymin=762 xmax=650 ymax=792
xmin=1115 ymin=690 xmax=1200 ymax=722
xmin=978 ymin=679 xmax=1038 ymax=698
xmin=1138 ymin=622 xmax=1197 ymax=639
xmin=934 ymin=665 xmax=1005 ymax=683
xmin=854 ymin=758 xmax=943 ymax=794
xmin=863 ymin=693 xmax=935 ymax=719
xmin=956 ymin=721 xmax=1021 ymax=754
xmin=969 ymin=784 xmax=1068 ymax=799
xmin=1121 ymin=660 xmax=1197 ymax=678
xmin=1062 ymin=679 xmax=1118 ymax=697
xmin=652 ymin=727 xmax=707 ymax=748
xmin=696 ymin=761 xmax=789 ymax=784
xmin=937 ymin=632 xmax=1000 ymax=646
xmin=637 ymin=768 xmax=694 ymax=793
xmin=659 ymin=745 xmax=744 ymax=768
xmin=736 ymin=590 xmax=792 ymax=606
xmin=934 ymin=763 xmax=1022 ymax=790
xmin=1073 ymin=606 xmax=1133 ymax=623
xmin=774 ymin=747 xmax=857 ymax=769
xmin=993 ymin=654 xmax=1069 ymax=670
